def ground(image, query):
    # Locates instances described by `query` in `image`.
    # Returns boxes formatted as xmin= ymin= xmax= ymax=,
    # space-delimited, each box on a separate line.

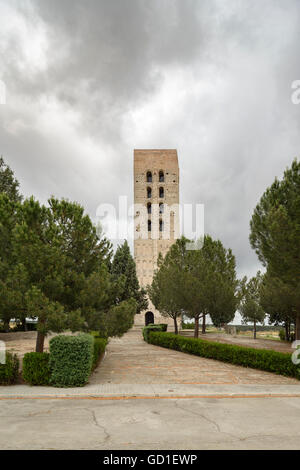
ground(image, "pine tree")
xmin=111 ymin=240 xmax=148 ymax=314
xmin=250 ymin=159 xmax=300 ymax=338
xmin=0 ymin=156 xmax=22 ymax=202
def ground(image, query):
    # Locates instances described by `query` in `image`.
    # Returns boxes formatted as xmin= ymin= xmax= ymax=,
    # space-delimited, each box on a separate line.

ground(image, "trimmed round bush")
xmin=0 ymin=352 xmax=19 ymax=385
xmin=22 ymin=352 xmax=51 ymax=385
xmin=49 ymin=334 xmax=94 ymax=387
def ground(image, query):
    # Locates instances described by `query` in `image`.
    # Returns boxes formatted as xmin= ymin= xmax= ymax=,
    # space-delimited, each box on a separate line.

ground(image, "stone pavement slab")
xmin=1 ymin=396 xmax=300 ymax=449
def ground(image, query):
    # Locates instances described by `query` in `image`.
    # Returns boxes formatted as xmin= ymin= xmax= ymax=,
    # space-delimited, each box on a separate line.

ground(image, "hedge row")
xmin=22 ymin=352 xmax=51 ymax=385
xmin=147 ymin=332 xmax=300 ymax=380
xmin=0 ymin=352 xmax=19 ymax=385
xmin=142 ymin=324 xmax=168 ymax=342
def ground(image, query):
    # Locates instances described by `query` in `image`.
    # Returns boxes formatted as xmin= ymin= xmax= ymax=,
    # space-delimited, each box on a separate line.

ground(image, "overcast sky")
xmin=0 ymin=0 xmax=299 ymax=281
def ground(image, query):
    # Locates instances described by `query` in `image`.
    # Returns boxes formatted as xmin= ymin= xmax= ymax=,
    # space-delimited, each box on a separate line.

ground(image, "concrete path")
xmin=1 ymin=396 xmax=300 ymax=449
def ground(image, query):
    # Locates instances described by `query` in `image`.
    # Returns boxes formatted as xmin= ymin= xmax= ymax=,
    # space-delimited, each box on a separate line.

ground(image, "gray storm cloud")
xmin=0 ymin=0 xmax=299 ymax=280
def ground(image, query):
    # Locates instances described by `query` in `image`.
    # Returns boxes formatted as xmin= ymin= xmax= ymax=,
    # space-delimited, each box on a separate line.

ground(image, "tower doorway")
xmin=145 ymin=311 xmax=154 ymax=326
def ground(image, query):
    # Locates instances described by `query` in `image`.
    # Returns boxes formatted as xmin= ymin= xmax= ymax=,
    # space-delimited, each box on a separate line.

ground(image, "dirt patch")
xmin=0 ymin=331 xmax=75 ymax=364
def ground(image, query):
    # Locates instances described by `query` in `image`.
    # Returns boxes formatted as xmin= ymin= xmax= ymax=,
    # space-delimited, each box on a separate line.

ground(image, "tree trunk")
xmin=194 ymin=316 xmax=199 ymax=338
xmin=21 ymin=318 xmax=28 ymax=332
xmin=3 ymin=320 xmax=10 ymax=333
xmin=202 ymin=314 xmax=206 ymax=334
xmin=285 ymin=322 xmax=289 ymax=342
xmin=295 ymin=314 xmax=300 ymax=341
xmin=173 ymin=317 xmax=178 ymax=335
xmin=35 ymin=331 xmax=45 ymax=353
xmin=253 ymin=319 xmax=256 ymax=339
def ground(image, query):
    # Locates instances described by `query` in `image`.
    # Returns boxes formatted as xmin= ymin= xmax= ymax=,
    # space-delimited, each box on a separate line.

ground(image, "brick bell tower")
xmin=133 ymin=149 xmax=180 ymax=327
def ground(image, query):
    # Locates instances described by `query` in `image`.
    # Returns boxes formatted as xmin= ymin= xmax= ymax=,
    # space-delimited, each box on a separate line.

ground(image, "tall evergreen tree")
xmin=0 ymin=156 xmax=22 ymax=202
xmin=250 ymin=159 xmax=300 ymax=338
xmin=111 ymin=240 xmax=148 ymax=314
xmin=260 ymin=272 xmax=296 ymax=341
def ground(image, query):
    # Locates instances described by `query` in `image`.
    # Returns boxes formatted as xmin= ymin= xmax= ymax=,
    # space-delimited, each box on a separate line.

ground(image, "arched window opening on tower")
xmin=159 ymin=171 xmax=164 ymax=182
xmin=146 ymin=171 xmax=152 ymax=183
xmin=147 ymin=187 xmax=152 ymax=198
xmin=159 ymin=219 xmax=164 ymax=232
xmin=148 ymin=220 xmax=152 ymax=232
xmin=159 ymin=203 xmax=164 ymax=214
xmin=159 ymin=187 xmax=164 ymax=198
xmin=147 ymin=203 xmax=152 ymax=214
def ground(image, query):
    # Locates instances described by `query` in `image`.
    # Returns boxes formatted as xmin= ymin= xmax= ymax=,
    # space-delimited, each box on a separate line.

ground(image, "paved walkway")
xmin=1 ymin=328 xmax=300 ymax=450
xmin=90 ymin=328 xmax=299 ymax=386
xmin=0 ymin=328 xmax=299 ymax=399
xmin=1 ymin=396 xmax=300 ymax=449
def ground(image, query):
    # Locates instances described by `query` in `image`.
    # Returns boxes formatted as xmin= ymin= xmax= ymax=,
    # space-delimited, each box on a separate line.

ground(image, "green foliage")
xmin=182 ymin=321 xmax=196 ymax=329
xmin=279 ymin=329 xmax=286 ymax=341
xmin=112 ymin=240 xmax=148 ymax=313
xmin=142 ymin=323 xmax=168 ymax=342
xmin=148 ymin=243 xmax=186 ymax=334
xmin=94 ymin=298 xmax=137 ymax=339
xmin=149 ymin=236 xmax=238 ymax=337
xmin=250 ymin=159 xmax=300 ymax=282
xmin=106 ymin=298 xmax=137 ymax=337
xmin=49 ymin=334 xmax=94 ymax=387
xmin=250 ymin=159 xmax=300 ymax=336
xmin=260 ymin=272 xmax=296 ymax=340
xmin=239 ymin=272 xmax=265 ymax=338
xmin=0 ymin=156 xmax=22 ymax=202
xmin=147 ymin=332 xmax=300 ymax=380
xmin=159 ymin=323 xmax=168 ymax=332
xmin=25 ymin=287 xmax=84 ymax=337
xmin=22 ymin=352 xmax=51 ymax=385
xmin=0 ymin=191 xmax=113 ymax=351
xmin=0 ymin=352 xmax=19 ymax=384
xmin=92 ymin=336 xmax=107 ymax=370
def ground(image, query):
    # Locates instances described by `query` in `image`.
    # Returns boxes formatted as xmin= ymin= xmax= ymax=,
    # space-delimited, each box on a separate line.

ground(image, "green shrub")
xmin=158 ymin=324 xmax=168 ymax=332
xmin=142 ymin=324 xmax=167 ymax=342
xmin=49 ymin=334 xmax=94 ymax=387
xmin=0 ymin=352 xmax=19 ymax=385
xmin=279 ymin=329 xmax=295 ymax=342
xmin=182 ymin=322 xmax=195 ymax=329
xmin=92 ymin=336 xmax=107 ymax=370
xmin=279 ymin=329 xmax=286 ymax=341
xmin=147 ymin=332 xmax=300 ymax=380
xmin=22 ymin=352 xmax=51 ymax=385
